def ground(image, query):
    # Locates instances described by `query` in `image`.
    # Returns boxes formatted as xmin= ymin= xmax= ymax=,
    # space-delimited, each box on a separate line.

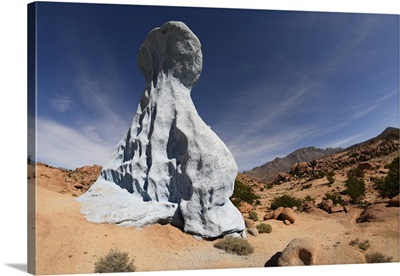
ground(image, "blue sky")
xmin=32 ymin=2 xmax=399 ymax=171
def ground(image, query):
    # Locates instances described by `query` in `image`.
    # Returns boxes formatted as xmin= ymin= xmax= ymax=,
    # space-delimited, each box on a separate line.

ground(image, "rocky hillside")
xmin=31 ymin=127 xmax=399 ymax=272
xmin=230 ymin=127 xmax=399 ymax=214
xmin=230 ymin=126 xmax=399 ymax=265
xmin=30 ymin=162 xmax=102 ymax=195
xmin=244 ymin=147 xmax=341 ymax=182
xmin=269 ymin=127 xmax=399 ymax=184
xmin=347 ymin=127 xmax=399 ymax=151
xmin=244 ymin=127 xmax=399 ymax=183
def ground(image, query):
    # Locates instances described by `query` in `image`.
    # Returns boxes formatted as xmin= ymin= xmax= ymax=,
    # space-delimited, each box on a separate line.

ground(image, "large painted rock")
xmin=77 ymin=21 xmax=245 ymax=238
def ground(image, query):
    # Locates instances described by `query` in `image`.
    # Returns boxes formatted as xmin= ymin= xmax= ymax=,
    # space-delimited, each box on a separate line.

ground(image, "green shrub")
xmin=358 ymin=240 xmax=370 ymax=251
xmin=318 ymin=171 xmax=326 ymax=178
xmin=304 ymin=195 xmax=316 ymax=203
xmin=373 ymin=157 xmax=399 ymax=198
xmin=365 ymin=252 xmax=393 ymax=263
xmin=257 ymin=223 xmax=272 ymax=233
xmin=327 ymin=171 xmax=335 ymax=185
xmin=348 ymin=238 xmax=370 ymax=251
xmin=249 ymin=211 xmax=259 ymax=221
xmin=349 ymin=167 xmax=365 ymax=178
xmin=230 ymin=180 xmax=260 ymax=207
xmin=344 ymin=168 xmax=366 ymax=204
xmin=213 ymin=236 xmax=254 ymax=255
xmin=323 ymin=193 xmax=344 ymax=205
xmin=271 ymin=194 xmax=302 ymax=210
xmin=349 ymin=238 xmax=360 ymax=246
xmin=94 ymin=249 xmax=135 ymax=273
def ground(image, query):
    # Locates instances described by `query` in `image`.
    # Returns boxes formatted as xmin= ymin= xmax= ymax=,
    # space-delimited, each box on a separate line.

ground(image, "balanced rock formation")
xmin=77 ymin=21 xmax=244 ymax=238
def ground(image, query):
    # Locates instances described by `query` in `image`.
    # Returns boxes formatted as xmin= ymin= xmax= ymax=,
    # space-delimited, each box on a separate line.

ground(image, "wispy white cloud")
xmin=36 ymin=11 xmax=397 ymax=174
xmin=37 ymin=68 xmax=134 ymax=169
xmin=71 ymin=72 xmax=135 ymax=149
xmin=211 ymin=68 xmax=326 ymax=171
xmin=351 ymin=90 xmax=397 ymax=120
xmin=211 ymin=15 xmax=397 ymax=171
xmin=37 ymin=44 xmax=137 ymax=169
xmin=329 ymin=134 xmax=362 ymax=148
xmin=37 ymin=117 xmax=116 ymax=169
xmin=225 ymin=124 xmax=321 ymax=171
xmin=50 ymin=94 xmax=72 ymax=112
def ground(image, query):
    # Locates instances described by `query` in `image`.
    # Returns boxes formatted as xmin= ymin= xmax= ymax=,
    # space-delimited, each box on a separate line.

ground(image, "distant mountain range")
xmin=243 ymin=147 xmax=342 ymax=182
xmin=243 ymin=127 xmax=399 ymax=183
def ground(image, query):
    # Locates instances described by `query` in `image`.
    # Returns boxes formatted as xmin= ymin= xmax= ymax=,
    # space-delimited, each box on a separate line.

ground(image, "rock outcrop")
xmin=319 ymin=199 xmax=334 ymax=213
xmin=244 ymin=147 xmax=341 ymax=182
xmin=388 ymin=194 xmax=400 ymax=207
xmin=357 ymin=202 xmax=400 ymax=223
xmin=279 ymin=208 xmax=296 ymax=224
xmin=77 ymin=21 xmax=244 ymax=238
xmin=276 ymin=238 xmax=319 ymax=266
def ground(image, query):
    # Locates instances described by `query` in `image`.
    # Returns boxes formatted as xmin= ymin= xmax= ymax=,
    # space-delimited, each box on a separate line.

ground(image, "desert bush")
xmin=344 ymin=168 xmax=366 ymax=204
xmin=349 ymin=238 xmax=360 ymax=246
xmin=257 ymin=223 xmax=272 ymax=233
xmin=318 ymin=171 xmax=326 ymax=178
xmin=365 ymin=252 xmax=393 ymax=263
xmin=94 ymin=249 xmax=135 ymax=273
xmin=230 ymin=180 xmax=260 ymax=207
xmin=213 ymin=236 xmax=254 ymax=255
xmin=358 ymin=240 xmax=370 ymax=251
xmin=348 ymin=238 xmax=370 ymax=251
xmin=349 ymin=167 xmax=365 ymax=178
xmin=373 ymin=157 xmax=399 ymax=198
xmin=323 ymin=192 xmax=344 ymax=205
xmin=304 ymin=195 xmax=316 ymax=203
xmin=249 ymin=211 xmax=259 ymax=221
xmin=345 ymin=177 xmax=365 ymax=203
xmin=326 ymin=171 xmax=335 ymax=185
xmin=270 ymin=194 xmax=302 ymax=210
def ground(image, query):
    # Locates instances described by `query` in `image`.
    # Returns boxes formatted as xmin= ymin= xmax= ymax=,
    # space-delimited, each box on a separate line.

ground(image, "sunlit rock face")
xmin=78 ymin=21 xmax=244 ymax=239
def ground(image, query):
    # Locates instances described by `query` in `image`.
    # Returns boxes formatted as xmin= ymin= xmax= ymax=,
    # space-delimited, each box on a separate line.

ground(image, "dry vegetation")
xmin=30 ymin=133 xmax=399 ymax=274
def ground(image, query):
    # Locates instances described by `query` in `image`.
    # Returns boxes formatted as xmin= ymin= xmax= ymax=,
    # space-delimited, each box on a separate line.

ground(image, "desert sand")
xmin=32 ymin=174 xmax=399 ymax=275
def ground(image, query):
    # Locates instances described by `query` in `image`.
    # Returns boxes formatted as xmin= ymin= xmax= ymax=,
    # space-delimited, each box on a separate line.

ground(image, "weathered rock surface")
xmin=77 ymin=21 xmax=244 ymax=238
xmin=279 ymin=207 xmax=296 ymax=224
xmin=247 ymin=228 xmax=258 ymax=237
xmin=273 ymin=207 xmax=284 ymax=219
xmin=388 ymin=194 xmax=400 ymax=207
xmin=266 ymin=239 xmax=367 ymax=267
xmin=330 ymin=206 xmax=344 ymax=213
xmin=276 ymin=238 xmax=319 ymax=266
xmin=244 ymin=219 xmax=256 ymax=229
xmin=263 ymin=211 xmax=275 ymax=220
xmin=357 ymin=162 xmax=376 ymax=171
xmin=238 ymin=202 xmax=253 ymax=213
xmin=319 ymin=199 xmax=334 ymax=213
xmin=357 ymin=203 xmax=398 ymax=223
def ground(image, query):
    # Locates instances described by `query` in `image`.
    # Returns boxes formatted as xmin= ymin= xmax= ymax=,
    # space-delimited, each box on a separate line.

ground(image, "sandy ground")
xmin=33 ymin=182 xmax=399 ymax=275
